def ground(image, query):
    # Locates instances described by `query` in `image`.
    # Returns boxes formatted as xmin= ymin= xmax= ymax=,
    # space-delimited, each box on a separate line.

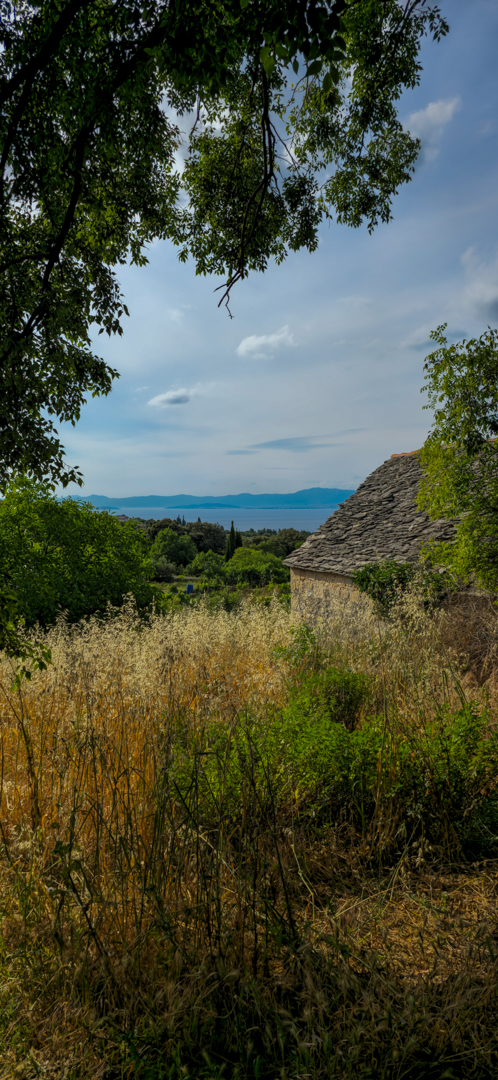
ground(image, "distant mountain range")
xmin=72 ymin=487 xmax=356 ymax=511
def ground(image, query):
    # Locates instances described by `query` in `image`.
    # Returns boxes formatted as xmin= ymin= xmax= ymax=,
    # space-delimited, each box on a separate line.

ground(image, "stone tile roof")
xmin=284 ymin=452 xmax=457 ymax=577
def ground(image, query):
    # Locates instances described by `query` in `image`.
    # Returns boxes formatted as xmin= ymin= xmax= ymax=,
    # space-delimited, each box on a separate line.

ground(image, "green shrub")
xmin=352 ymin=559 xmax=453 ymax=619
xmin=243 ymin=536 xmax=287 ymax=557
xmin=273 ymin=623 xmax=325 ymax=674
xmin=183 ymin=674 xmax=498 ymax=860
xmin=287 ymin=666 xmax=371 ymax=731
xmin=151 ymin=527 xmax=197 ymax=570
xmin=153 ymin=557 xmax=177 ymax=582
xmin=0 ymin=478 xmax=154 ymax=627
xmin=187 ymin=549 xmax=227 ymax=582
xmin=225 ymin=547 xmax=289 ymax=587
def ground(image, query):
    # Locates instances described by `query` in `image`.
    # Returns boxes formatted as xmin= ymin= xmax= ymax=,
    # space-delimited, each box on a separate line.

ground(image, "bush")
xmin=153 ymin=557 xmax=177 ymax=582
xmin=0 ymin=478 xmax=154 ymax=627
xmin=145 ymin=517 xmax=226 ymax=554
xmin=243 ymin=536 xmax=287 ymax=558
xmin=197 ymin=687 xmax=498 ymax=860
xmin=151 ymin=527 xmax=197 ymax=570
xmin=241 ymin=527 xmax=310 ymax=555
xmin=352 ymin=559 xmax=453 ymax=620
xmin=225 ymin=547 xmax=290 ymax=587
xmin=187 ymin=549 xmax=227 ymax=582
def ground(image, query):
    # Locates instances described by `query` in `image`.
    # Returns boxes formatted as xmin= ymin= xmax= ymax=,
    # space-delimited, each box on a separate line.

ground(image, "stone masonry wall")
xmin=290 ymin=566 xmax=375 ymax=631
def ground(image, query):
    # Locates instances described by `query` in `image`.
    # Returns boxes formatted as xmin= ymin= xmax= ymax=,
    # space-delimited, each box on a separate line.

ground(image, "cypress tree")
xmin=225 ymin=520 xmax=236 ymax=561
xmin=235 ymin=530 xmax=243 ymax=549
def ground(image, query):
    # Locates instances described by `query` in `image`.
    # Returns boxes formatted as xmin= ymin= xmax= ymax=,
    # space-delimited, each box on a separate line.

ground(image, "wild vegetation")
xmin=147 ymin=520 xmax=304 ymax=605
xmin=1 ymin=588 xmax=498 ymax=1078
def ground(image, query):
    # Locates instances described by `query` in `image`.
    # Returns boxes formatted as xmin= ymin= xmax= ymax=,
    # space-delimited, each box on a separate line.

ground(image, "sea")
xmin=109 ymin=506 xmax=339 ymax=532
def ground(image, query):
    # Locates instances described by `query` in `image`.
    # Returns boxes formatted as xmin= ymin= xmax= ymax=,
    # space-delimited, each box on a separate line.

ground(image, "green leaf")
xmin=0 ymin=0 xmax=447 ymax=487
xmin=306 ymin=59 xmax=323 ymax=76
xmin=262 ymin=54 xmax=276 ymax=76
xmin=322 ymin=72 xmax=333 ymax=93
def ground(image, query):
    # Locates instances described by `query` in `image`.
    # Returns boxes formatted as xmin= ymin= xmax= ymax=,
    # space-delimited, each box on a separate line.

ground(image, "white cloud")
xmin=147 ymin=382 xmax=214 ymax=408
xmin=400 ymin=324 xmax=434 ymax=349
xmin=236 ymin=325 xmax=296 ymax=359
xmin=148 ymin=388 xmax=191 ymax=406
xmin=405 ymin=97 xmax=461 ymax=162
xmin=461 ymin=247 xmax=498 ymax=319
xmin=166 ymin=305 xmax=191 ymax=323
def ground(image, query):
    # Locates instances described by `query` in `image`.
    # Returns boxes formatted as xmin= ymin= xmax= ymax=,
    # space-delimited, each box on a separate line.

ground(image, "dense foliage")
xmin=0 ymin=479 xmax=154 ymax=628
xmin=146 ymin=520 xmax=299 ymax=592
xmin=226 ymin=545 xmax=290 ymax=585
xmin=242 ymin=526 xmax=310 ymax=557
xmin=145 ymin=516 xmax=226 ymax=554
xmin=150 ymin=526 xmax=197 ymax=573
xmin=419 ymin=324 xmax=498 ymax=592
xmin=0 ymin=0 xmax=448 ymax=486
xmin=201 ymin=670 xmax=498 ymax=859
xmin=224 ymin=519 xmax=243 ymax=560
xmin=352 ymin=557 xmax=452 ymax=619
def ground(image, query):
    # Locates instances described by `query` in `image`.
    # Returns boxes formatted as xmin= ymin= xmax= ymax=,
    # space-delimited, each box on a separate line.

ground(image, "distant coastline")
xmin=71 ymin=486 xmax=356 ymax=511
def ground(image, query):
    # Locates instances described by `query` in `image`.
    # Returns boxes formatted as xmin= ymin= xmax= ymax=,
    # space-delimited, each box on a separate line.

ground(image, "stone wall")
xmin=290 ymin=566 xmax=376 ymax=632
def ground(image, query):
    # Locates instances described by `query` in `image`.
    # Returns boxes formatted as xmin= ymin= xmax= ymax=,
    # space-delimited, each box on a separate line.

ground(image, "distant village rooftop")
xmin=285 ymin=451 xmax=457 ymax=579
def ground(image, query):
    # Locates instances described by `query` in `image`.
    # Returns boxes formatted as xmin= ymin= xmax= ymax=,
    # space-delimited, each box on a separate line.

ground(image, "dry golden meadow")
xmin=0 ymin=593 xmax=497 ymax=1079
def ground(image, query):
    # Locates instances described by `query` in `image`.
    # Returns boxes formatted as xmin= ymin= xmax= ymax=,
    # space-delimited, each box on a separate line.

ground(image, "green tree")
xmin=226 ymin=547 xmax=290 ymax=586
xmin=276 ymin=527 xmax=311 ymax=554
xmin=0 ymin=479 xmax=154 ymax=628
xmin=152 ymin=558 xmax=177 ymax=583
xmin=188 ymin=550 xmax=227 ymax=583
xmin=0 ymin=0 xmax=448 ymax=487
xmin=145 ymin=516 xmax=226 ymax=554
xmin=244 ymin=535 xmax=287 ymax=558
xmin=225 ymin=520 xmax=237 ymax=561
xmin=151 ymin=527 xmax=197 ymax=570
xmin=185 ymin=519 xmax=227 ymax=555
xmin=418 ymin=324 xmax=498 ymax=591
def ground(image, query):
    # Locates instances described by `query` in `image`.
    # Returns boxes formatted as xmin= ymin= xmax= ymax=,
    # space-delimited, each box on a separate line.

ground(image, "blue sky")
xmin=60 ymin=0 xmax=498 ymax=498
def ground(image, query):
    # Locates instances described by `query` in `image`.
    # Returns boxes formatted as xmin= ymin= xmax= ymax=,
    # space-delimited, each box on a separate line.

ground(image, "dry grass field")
xmin=0 ymin=593 xmax=497 ymax=1079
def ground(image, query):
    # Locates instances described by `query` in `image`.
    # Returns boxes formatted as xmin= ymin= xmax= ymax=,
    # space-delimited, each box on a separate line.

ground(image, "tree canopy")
xmin=0 ymin=0 xmax=449 ymax=488
xmin=0 ymin=479 xmax=155 ymax=627
xmin=151 ymin=526 xmax=197 ymax=569
xmin=418 ymin=324 xmax=498 ymax=592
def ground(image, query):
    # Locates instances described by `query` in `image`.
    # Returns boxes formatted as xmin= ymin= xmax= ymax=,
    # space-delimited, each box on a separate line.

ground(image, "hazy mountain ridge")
xmin=73 ymin=487 xmax=356 ymax=511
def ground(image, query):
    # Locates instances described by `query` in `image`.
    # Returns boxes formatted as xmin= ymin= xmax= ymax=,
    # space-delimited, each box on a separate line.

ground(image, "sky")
xmin=60 ymin=0 xmax=498 ymax=498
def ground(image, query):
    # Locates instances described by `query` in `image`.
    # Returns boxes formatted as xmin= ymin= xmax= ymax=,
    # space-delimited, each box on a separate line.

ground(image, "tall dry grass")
xmin=0 ymin=595 xmax=497 ymax=1078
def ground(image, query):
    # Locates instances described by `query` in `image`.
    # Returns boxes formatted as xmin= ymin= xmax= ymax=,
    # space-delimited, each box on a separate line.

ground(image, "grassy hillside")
xmin=0 ymin=592 xmax=497 ymax=1078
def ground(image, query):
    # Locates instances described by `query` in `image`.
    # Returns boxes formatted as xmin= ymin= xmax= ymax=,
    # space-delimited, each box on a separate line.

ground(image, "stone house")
xmin=284 ymin=452 xmax=457 ymax=627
